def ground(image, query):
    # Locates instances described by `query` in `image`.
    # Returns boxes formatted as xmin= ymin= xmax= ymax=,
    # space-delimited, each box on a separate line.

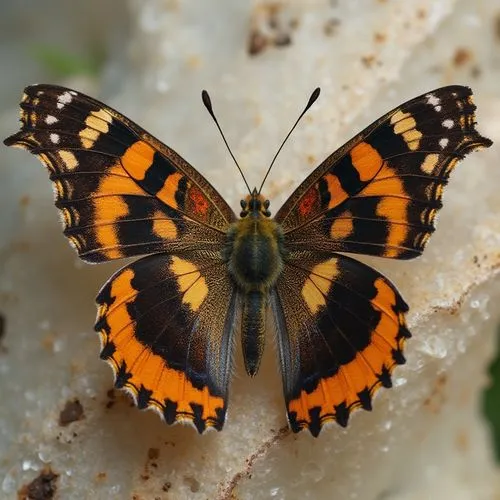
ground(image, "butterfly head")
xmin=240 ymin=188 xmax=271 ymax=218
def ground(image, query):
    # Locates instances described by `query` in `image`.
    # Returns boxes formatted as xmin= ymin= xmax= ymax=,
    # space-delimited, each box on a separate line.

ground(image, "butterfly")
xmin=4 ymin=84 xmax=491 ymax=436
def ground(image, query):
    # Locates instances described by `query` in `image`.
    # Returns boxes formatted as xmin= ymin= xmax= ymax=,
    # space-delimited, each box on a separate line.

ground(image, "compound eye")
xmin=240 ymin=199 xmax=246 ymax=209
xmin=264 ymin=200 xmax=270 ymax=209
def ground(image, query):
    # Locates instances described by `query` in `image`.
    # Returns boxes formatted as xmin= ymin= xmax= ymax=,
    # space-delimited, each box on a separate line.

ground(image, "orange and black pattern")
xmin=4 ymin=84 xmax=491 ymax=436
xmin=95 ymin=251 xmax=237 ymax=432
xmin=273 ymin=86 xmax=491 ymax=434
xmin=4 ymin=84 xmax=237 ymax=432
xmin=276 ymin=86 xmax=489 ymax=259
xmin=271 ymin=253 xmax=410 ymax=436
xmin=4 ymin=85 xmax=234 ymax=263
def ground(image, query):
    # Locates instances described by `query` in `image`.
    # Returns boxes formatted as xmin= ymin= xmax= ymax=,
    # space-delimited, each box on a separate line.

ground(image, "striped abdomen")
xmin=225 ymin=216 xmax=285 ymax=376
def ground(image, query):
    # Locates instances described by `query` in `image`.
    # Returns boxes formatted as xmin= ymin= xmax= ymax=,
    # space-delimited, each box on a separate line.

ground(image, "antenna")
xmin=202 ymin=90 xmax=252 ymax=195
xmin=258 ymin=87 xmax=321 ymax=194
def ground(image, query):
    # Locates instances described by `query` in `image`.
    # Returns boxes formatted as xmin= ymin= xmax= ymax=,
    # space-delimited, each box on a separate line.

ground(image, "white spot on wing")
xmin=58 ymin=91 xmax=73 ymax=105
xmin=439 ymin=138 xmax=449 ymax=149
xmin=442 ymin=119 xmax=454 ymax=129
xmin=50 ymin=133 xmax=60 ymax=144
xmin=426 ymin=94 xmax=442 ymax=112
xmin=426 ymin=94 xmax=441 ymax=106
xmin=45 ymin=115 xmax=58 ymax=125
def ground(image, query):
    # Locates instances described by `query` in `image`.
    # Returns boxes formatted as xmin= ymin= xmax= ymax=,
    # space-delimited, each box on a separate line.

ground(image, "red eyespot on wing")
xmin=298 ymin=187 xmax=319 ymax=218
xmin=190 ymin=186 xmax=210 ymax=216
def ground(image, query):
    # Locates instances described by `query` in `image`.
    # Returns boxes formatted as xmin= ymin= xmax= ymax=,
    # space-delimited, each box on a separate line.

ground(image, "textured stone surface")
xmin=1 ymin=0 xmax=499 ymax=498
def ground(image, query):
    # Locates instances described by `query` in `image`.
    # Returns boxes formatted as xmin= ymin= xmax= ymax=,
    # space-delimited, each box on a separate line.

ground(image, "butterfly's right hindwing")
xmin=95 ymin=251 xmax=238 ymax=433
xmin=272 ymin=252 xmax=410 ymax=436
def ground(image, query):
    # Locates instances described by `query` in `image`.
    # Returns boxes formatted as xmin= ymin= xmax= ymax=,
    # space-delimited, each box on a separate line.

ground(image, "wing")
xmin=4 ymin=84 xmax=236 ymax=262
xmin=271 ymin=252 xmax=410 ymax=436
xmin=275 ymin=86 xmax=492 ymax=259
xmin=95 ymin=251 xmax=237 ymax=432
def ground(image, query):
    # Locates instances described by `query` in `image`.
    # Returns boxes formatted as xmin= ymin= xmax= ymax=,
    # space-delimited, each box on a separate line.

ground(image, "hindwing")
xmin=4 ymin=84 xmax=235 ymax=262
xmin=95 ymin=251 xmax=237 ymax=432
xmin=272 ymin=252 xmax=410 ymax=436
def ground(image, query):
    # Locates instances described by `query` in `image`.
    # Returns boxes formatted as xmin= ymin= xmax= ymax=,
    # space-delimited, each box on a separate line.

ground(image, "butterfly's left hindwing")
xmin=272 ymin=253 xmax=410 ymax=436
xmin=95 ymin=251 xmax=237 ymax=432
xmin=4 ymin=85 xmax=235 ymax=262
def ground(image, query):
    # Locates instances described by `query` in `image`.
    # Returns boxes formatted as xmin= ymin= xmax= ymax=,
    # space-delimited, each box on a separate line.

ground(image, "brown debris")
xmin=248 ymin=2 xmax=293 ymax=56
xmin=184 ymin=475 xmax=201 ymax=493
xmin=274 ymin=32 xmax=291 ymax=47
xmin=417 ymin=8 xmax=427 ymax=19
xmin=19 ymin=194 xmax=31 ymax=207
xmin=18 ymin=468 xmax=59 ymax=500
xmin=248 ymin=29 xmax=269 ymax=56
xmin=361 ymin=54 xmax=376 ymax=68
xmin=105 ymin=388 xmax=116 ymax=409
xmin=324 ymin=18 xmax=341 ymax=36
xmin=141 ymin=446 xmax=161 ymax=481
xmin=423 ymin=373 xmax=448 ymax=414
xmin=59 ymin=398 xmax=85 ymax=426
xmin=453 ymin=47 xmax=472 ymax=67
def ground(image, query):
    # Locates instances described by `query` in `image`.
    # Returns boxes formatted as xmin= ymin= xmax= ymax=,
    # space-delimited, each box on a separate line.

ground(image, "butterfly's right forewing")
xmin=4 ymin=85 xmax=236 ymax=263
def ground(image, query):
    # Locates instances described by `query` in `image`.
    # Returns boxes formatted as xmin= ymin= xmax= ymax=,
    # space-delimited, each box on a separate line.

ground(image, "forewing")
xmin=271 ymin=252 xmax=410 ymax=436
xmin=276 ymin=86 xmax=492 ymax=259
xmin=4 ymin=84 xmax=236 ymax=262
xmin=95 ymin=251 xmax=237 ymax=432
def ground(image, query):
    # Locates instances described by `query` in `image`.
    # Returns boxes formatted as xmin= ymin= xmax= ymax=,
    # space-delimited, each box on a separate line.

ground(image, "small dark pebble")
xmin=59 ymin=399 xmax=85 ymax=426
xmin=18 ymin=468 xmax=59 ymax=500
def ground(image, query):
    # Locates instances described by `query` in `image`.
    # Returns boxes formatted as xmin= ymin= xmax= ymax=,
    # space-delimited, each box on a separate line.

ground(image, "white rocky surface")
xmin=1 ymin=1 xmax=499 ymax=499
